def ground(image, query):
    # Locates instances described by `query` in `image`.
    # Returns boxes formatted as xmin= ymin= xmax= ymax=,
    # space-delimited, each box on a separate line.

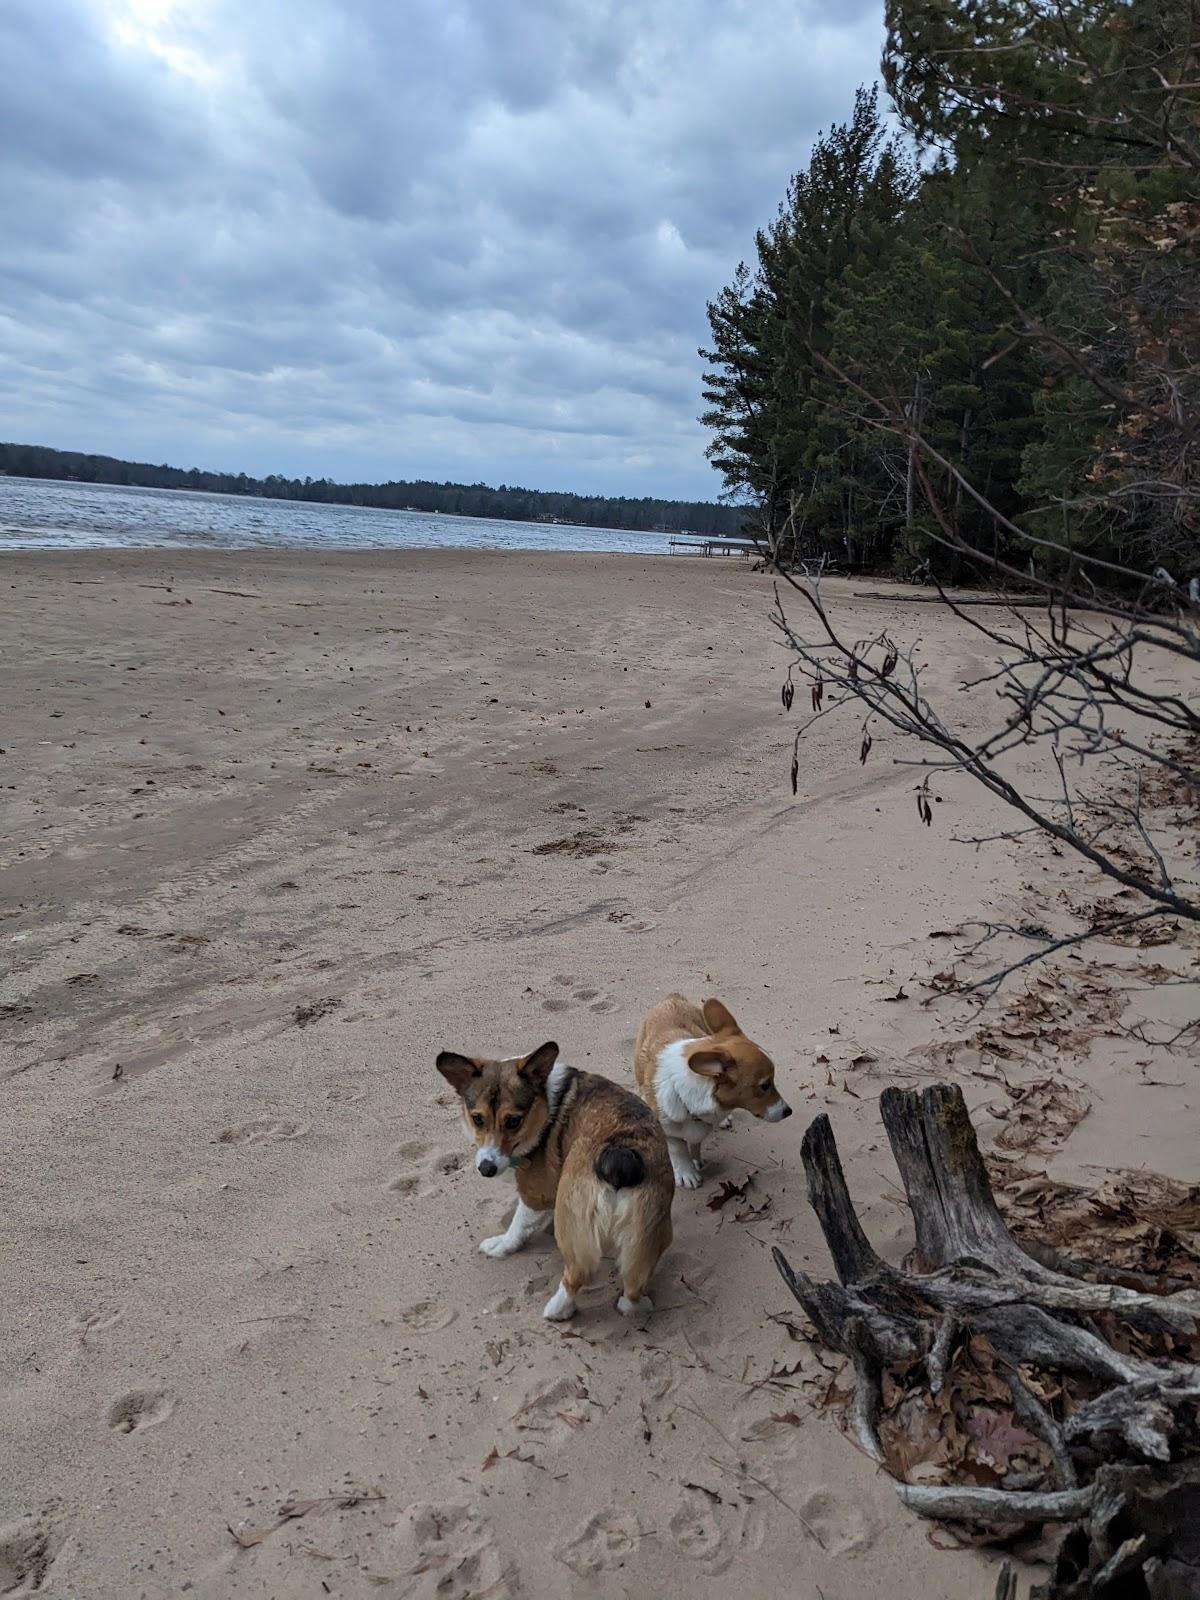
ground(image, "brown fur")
xmin=634 ymin=993 xmax=784 ymax=1118
xmin=437 ymin=1042 xmax=674 ymax=1316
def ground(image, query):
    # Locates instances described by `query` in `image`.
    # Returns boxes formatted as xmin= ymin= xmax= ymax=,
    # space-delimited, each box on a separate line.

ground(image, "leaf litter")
xmin=819 ymin=1165 xmax=1200 ymax=1537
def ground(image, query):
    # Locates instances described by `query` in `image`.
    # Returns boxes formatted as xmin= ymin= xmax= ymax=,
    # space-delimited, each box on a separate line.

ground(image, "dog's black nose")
xmin=780 ymin=1104 xmax=793 ymax=1119
xmin=478 ymin=1158 xmax=498 ymax=1178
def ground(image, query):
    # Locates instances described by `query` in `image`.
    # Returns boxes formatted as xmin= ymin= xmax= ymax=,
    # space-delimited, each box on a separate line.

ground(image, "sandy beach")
xmin=1 ymin=550 xmax=1194 ymax=1599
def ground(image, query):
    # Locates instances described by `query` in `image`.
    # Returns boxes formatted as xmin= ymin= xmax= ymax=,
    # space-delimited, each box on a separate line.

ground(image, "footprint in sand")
xmin=640 ymin=1347 xmax=677 ymax=1396
xmin=510 ymin=1374 xmax=592 ymax=1450
xmin=391 ymin=1502 xmax=517 ymax=1599
xmin=326 ymin=1081 xmax=367 ymax=1104
xmin=0 ymin=1506 xmax=62 ymax=1598
xmin=793 ymin=1487 xmax=877 ymax=1555
xmin=106 ymin=1388 xmax=174 ymax=1434
xmin=553 ymin=1509 xmax=643 ymax=1576
xmin=385 ymin=1141 xmax=465 ymax=1198
xmin=217 ymin=1118 xmax=309 ymax=1145
xmin=540 ymin=975 xmax=618 ymax=1015
xmin=668 ymin=1488 xmax=731 ymax=1573
xmin=73 ymin=1306 xmax=124 ymax=1338
xmin=671 ymin=1246 xmax=717 ymax=1297
xmin=397 ymin=1300 xmax=457 ymax=1333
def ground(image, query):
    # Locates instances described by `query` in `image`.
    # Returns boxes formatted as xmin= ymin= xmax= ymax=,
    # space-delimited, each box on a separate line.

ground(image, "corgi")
xmin=634 ymin=995 xmax=791 ymax=1188
xmin=436 ymin=1039 xmax=673 ymax=1322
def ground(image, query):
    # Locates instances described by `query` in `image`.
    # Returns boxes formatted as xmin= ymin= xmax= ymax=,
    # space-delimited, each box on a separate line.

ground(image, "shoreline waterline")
xmin=0 ymin=475 xmax=686 ymax=555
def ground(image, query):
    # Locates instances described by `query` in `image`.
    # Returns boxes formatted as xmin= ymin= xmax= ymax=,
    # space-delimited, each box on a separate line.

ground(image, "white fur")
xmin=543 ymin=1279 xmax=576 ymax=1320
xmin=763 ymin=1096 xmax=790 ymax=1123
xmin=479 ymin=1198 xmax=551 ymax=1258
xmin=477 ymin=1057 xmax=572 ymax=1248
xmin=666 ymin=1138 xmax=702 ymax=1188
xmin=475 ymin=1142 xmax=508 ymax=1175
xmin=654 ymin=1039 xmax=723 ymax=1188
xmin=544 ymin=1057 xmax=572 ymax=1117
xmin=617 ymin=1293 xmax=653 ymax=1323
xmin=654 ymin=1040 xmax=718 ymax=1123
xmin=473 ymin=1056 xmax=573 ymax=1178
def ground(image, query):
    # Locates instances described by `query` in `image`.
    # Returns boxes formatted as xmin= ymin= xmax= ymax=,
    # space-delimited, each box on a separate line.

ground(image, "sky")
xmin=0 ymin=0 xmax=884 ymax=499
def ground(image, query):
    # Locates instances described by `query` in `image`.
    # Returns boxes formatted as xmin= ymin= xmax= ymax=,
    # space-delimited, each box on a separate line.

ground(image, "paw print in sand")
xmin=391 ymin=1502 xmax=517 ymax=1599
xmin=384 ymin=1136 xmax=466 ymax=1198
xmin=553 ymin=1509 xmax=644 ymax=1577
xmin=106 ymin=1388 xmax=175 ymax=1433
xmin=539 ymin=975 xmax=617 ymax=1015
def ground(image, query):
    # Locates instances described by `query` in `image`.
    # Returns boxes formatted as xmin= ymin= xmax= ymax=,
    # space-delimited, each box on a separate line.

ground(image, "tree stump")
xmin=774 ymin=1085 xmax=1200 ymax=1597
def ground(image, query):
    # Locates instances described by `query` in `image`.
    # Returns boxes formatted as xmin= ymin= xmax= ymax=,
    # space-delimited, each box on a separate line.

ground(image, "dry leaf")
xmin=707 ymin=1176 xmax=754 ymax=1212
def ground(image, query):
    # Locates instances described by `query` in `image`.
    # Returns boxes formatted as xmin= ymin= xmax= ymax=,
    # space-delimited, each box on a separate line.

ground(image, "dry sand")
xmin=1 ymin=550 xmax=1194 ymax=1598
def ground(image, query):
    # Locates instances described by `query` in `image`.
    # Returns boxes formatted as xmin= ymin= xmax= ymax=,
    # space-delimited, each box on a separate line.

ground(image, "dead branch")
xmin=771 ymin=567 xmax=1199 ymax=991
xmin=774 ymin=1086 xmax=1200 ymax=1593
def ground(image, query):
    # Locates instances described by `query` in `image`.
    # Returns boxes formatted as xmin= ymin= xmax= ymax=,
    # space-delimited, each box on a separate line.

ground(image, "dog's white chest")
xmin=654 ymin=1040 xmax=719 ymax=1127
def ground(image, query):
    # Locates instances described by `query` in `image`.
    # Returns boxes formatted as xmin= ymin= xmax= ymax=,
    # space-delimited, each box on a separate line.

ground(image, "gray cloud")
xmin=0 ymin=0 xmax=882 ymax=497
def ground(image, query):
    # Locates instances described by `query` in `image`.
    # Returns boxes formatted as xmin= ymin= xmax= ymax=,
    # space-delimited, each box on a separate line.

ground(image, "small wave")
xmin=0 ymin=477 xmax=674 ymax=556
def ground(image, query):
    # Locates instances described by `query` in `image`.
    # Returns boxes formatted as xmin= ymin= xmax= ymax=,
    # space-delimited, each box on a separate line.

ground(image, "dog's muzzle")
xmin=475 ymin=1144 xmax=508 ymax=1177
xmin=764 ymin=1098 xmax=792 ymax=1123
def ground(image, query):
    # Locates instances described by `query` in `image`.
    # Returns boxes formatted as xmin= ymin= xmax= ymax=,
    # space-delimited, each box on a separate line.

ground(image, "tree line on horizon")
xmin=0 ymin=441 xmax=744 ymax=538
xmin=701 ymin=0 xmax=1197 ymax=583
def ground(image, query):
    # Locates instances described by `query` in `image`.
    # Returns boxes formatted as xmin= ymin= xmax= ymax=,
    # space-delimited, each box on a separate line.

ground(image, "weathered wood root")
xmin=774 ymin=1085 xmax=1200 ymax=1593
xmin=899 ymin=1482 xmax=1097 ymax=1524
xmin=1039 ymin=1461 xmax=1200 ymax=1599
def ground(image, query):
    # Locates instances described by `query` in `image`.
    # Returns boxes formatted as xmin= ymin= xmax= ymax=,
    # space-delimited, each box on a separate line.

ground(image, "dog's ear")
xmin=702 ymin=998 xmax=739 ymax=1036
xmin=518 ymin=1040 xmax=559 ymax=1090
xmin=436 ymin=1051 xmax=481 ymax=1094
xmin=687 ymin=1047 xmax=734 ymax=1079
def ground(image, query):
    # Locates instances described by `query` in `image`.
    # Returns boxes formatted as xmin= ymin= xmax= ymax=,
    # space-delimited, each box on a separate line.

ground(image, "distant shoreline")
xmin=0 ymin=442 xmax=744 ymax=538
xmin=0 ymin=475 xmax=692 ymax=556
xmin=0 ymin=473 xmax=678 ymax=543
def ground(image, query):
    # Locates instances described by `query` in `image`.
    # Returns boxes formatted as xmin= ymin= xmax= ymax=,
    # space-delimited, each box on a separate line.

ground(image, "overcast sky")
xmin=0 ymin=0 xmax=883 ymax=499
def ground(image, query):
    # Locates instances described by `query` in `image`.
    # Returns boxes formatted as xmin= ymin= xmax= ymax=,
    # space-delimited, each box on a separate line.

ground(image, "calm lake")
xmin=0 ymin=476 xmax=674 ymax=555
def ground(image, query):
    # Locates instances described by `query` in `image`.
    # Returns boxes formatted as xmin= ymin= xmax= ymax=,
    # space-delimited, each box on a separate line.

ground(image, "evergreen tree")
xmin=701 ymin=0 xmax=1197 ymax=583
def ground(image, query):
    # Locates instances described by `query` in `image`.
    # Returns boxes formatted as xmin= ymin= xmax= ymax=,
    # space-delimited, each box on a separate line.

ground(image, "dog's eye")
xmin=759 ymin=1081 xmax=773 ymax=1094
xmin=503 ymin=1113 xmax=523 ymax=1131
xmin=471 ymin=1113 xmax=485 ymax=1128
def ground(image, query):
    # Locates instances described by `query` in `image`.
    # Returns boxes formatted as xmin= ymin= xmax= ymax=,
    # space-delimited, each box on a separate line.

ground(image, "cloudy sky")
xmin=0 ymin=0 xmax=883 ymax=498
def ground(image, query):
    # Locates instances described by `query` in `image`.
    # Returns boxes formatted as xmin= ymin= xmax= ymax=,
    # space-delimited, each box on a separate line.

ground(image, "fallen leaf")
xmin=707 ymin=1176 xmax=753 ymax=1212
xmin=964 ymin=1407 xmax=1041 ymax=1474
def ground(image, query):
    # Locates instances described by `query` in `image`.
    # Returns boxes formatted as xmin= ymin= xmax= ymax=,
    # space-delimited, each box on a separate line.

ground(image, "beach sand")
xmin=1 ymin=550 xmax=1194 ymax=1598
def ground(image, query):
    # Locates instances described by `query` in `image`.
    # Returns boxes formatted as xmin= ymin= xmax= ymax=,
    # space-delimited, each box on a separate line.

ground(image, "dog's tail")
xmin=594 ymin=1144 xmax=645 ymax=1190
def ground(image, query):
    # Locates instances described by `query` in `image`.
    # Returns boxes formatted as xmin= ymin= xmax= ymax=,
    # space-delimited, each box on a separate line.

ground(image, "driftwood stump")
xmin=774 ymin=1085 xmax=1200 ymax=1598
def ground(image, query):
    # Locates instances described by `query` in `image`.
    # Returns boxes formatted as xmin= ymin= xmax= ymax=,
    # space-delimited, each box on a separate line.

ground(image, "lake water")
xmin=0 ymin=476 xmax=675 ymax=555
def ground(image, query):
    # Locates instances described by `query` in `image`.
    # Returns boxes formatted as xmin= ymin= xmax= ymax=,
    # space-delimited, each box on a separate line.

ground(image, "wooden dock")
xmin=668 ymin=535 xmax=760 ymax=558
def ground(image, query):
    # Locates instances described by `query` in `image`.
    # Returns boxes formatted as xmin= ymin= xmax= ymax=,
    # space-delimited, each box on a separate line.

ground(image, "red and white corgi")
xmin=436 ymin=1040 xmax=674 ymax=1322
xmin=634 ymin=995 xmax=791 ymax=1188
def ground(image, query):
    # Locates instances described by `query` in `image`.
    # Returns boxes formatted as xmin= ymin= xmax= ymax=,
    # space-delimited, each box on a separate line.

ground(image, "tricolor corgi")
xmin=436 ymin=1040 xmax=674 ymax=1322
xmin=634 ymin=995 xmax=791 ymax=1188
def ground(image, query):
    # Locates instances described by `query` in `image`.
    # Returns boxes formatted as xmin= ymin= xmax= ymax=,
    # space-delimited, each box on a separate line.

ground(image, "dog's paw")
xmin=617 ymin=1294 xmax=653 ymax=1323
xmin=542 ymin=1284 xmax=577 ymax=1321
xmin=479 ymin=1234 xmax=519 ymax=1258
xmin=672 ymin=1165 xmax=702 ymax=1190
xmin=718 ymin=1115 xmax=733 ymax=1132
